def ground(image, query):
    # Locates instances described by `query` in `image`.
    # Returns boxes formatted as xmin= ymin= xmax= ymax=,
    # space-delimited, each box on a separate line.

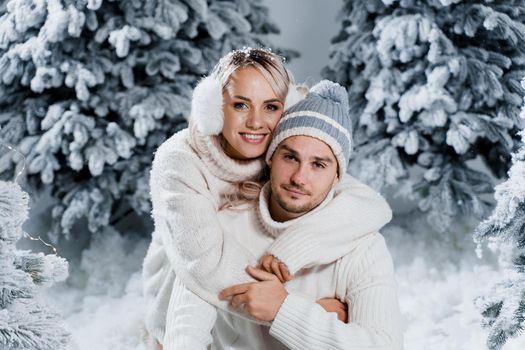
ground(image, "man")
xmin=165 ymin=80 xmax=403 ymax=349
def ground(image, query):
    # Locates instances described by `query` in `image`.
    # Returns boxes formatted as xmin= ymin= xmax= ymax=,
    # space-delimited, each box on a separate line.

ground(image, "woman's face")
xmin=221 ymin=66 xmax=284 ymax=160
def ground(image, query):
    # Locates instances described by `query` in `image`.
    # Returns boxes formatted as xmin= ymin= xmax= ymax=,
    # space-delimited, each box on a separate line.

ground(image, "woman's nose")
xmin=246 ymin=110 xmax=263 ymax=129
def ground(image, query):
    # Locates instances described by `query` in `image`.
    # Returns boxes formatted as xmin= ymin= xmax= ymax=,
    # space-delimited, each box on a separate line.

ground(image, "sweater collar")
xmin=188 ymin=120 xmax=265 ymax=183
xmin=257 ymin=182 xmax=335 ymax=238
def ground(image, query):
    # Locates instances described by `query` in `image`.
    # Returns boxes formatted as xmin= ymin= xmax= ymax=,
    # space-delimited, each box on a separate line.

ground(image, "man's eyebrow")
xmin=313 ymin=156 xmax=334 ymax=163
xmin=280 ymin=144 xmax=334 ymax=163
xmin=279 ymin=144 xmax=298 ymax=154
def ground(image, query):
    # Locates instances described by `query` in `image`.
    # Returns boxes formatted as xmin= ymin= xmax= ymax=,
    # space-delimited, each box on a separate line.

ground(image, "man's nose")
xmin=290 ymin=164 xmax=308 ymax=186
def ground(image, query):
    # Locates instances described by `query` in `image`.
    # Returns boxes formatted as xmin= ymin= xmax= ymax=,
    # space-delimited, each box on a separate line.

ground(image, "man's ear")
xmin=332 ymin=172 xmax=339 ymax=188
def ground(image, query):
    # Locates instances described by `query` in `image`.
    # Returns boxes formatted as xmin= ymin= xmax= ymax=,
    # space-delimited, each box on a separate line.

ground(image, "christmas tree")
xmin=474 ymin=77 xmax=525 ymax=349
xmin=0 ymin=0 xmax=286 ymax=241
xmin=0 ymin=179 xmax=70 ymax=349
xmin=323 ymin=0 xmax=525 ymax=230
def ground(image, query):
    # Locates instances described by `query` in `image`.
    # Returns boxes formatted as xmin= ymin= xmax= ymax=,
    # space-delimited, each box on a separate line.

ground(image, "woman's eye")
xmin=234 ymin=102 xmax=248 ymax=110
xmin=266 ymin=104 xmax=279 ymax=112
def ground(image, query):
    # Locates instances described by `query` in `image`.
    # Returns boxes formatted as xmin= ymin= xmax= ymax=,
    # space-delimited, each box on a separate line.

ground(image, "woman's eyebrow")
xmin=233 ymin=96 xmax=281 ymax=104
xmin=233 ymin=95 xmax=251 ymax=102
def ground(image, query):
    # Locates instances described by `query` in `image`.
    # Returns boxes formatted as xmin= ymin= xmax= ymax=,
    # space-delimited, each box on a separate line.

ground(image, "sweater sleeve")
xmin=163 ymin=274 xmax=217 ymax=350
xmin=269 ymin=236 xmax=403 ymax=350
xmin=267 ymin=175 xmax=393 ymax=275
xmin=150 ymin=147 xmax=265 ymax=323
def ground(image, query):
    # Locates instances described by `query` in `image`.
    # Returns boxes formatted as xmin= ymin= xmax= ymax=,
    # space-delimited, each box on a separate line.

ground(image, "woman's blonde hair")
xmin=220 ymin=167 xmax=270 ymax=210
xmin=211 ymin=47 xmax=293 ymax=103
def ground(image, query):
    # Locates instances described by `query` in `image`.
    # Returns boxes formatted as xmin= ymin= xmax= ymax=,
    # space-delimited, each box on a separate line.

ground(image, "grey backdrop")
xmin=263 ymin=0 xmax=343 ymax=84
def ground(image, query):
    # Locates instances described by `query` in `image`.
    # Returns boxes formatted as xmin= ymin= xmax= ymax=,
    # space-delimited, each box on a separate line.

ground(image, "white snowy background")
xmin=39 ymin=216 xmax=525 ymax=350
xmin=13 ymin=0 xmax=525 ymax=349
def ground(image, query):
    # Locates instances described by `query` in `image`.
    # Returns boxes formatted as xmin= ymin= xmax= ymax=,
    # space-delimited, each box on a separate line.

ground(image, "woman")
xmin=142 ymin=48 xmax=392 ymax=349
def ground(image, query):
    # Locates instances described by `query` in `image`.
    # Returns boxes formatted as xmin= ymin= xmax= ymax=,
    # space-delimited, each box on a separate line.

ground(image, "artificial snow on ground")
xmin=43 ymin=216 xmax=525 ymax=350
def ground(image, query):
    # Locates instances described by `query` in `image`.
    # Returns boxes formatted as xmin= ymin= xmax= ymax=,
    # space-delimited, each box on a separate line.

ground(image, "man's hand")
xmin=259 ymin=254 xmax=292 ymax=283
xmin=317 ymin=297 xmax=348 ymax=323
xmin=219 ymin=266 xmax=288 ymax=322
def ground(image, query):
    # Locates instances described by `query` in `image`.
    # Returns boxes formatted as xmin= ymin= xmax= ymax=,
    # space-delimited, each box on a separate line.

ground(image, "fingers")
xmin=279 ymin=262 xmax=292 ymax=282
xmin=231 ymin=293 xmax=249 ymax=308
xmin=259 ymin=255 xmax=290 ymax=282
xmin=246 ymin=265 xmax=279 ymax=282
xmin=316 ymin=297 xmax=348 ymax=323
xmin=316 ymin=298 xmax=346 ymax=312
xmin=271 ymin=259 xmax=284 ymax=282
xmin=316 ymin=298 xmax=330 ymax=311
xmin=337 ymin=309 xmax=348 ymax=323
xmin=335 ymin=303 xmax=348 ymax=323
xmin=260 ymin=255 xmax=273 ymax=273
xmin=219 ymin=283 xmax=251 ymax=300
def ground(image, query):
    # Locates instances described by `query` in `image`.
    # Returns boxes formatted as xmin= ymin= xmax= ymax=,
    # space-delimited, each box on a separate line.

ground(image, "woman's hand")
xmin=259 ymin=254 xmax=292 ymax=283
xmin=219 ymin=266 xmax=288 ymax=322
xmin=316 ymin=297 xmax=348 ymax=323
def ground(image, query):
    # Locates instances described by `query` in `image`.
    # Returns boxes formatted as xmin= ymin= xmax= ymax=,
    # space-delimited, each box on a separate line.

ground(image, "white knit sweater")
xmin=143 ymin=119 xmax=393 ymax=344
xmin=165 ymin=184 xmax=403 ymax=349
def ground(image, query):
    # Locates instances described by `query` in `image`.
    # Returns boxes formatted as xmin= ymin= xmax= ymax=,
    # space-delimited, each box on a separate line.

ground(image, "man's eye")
xmin=314 ymin=162 xmax=325 ymax=169
xmin=284 ymin=154 xmax=296 ymax=161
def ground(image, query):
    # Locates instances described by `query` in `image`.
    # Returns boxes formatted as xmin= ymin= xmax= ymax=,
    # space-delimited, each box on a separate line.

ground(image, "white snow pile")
xmin=43 ymin=228 xmax=149 ymax=350
xmin=383 ymin=216 xmax=524 ymax=350
xmin=44 ymin=219 xmax=525 ymax=350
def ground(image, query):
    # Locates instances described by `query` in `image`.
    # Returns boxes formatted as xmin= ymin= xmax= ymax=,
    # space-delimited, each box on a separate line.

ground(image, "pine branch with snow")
xmin=475 ymin=273 xmax=525 ymax=350
xmin=473 ymin=84 xmax=525 ymax=348
xmin=0 ymin=0 xmax=289 ymax=241
xmin=475 ymin=129 xmax=525 ymax=244
xmin=0 ymin=180 xmax=69 ymax=350
xmin=324 ymin=0 xmax=525 ymax=230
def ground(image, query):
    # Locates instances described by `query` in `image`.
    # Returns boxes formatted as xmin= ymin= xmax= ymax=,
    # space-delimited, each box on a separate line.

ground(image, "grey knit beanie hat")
xmin=265 ymin=80 xmax=352 ymax=175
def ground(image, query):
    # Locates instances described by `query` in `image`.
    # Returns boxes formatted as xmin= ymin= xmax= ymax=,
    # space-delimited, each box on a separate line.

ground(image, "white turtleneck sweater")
xmin=143 ymin=121 xmax=393 ymax=345
xmin=165 ymin=183 xmax=403 ymax=350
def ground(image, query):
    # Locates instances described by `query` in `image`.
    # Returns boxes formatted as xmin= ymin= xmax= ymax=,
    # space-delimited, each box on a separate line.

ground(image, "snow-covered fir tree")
xmin=324 ymin=0 xmax=525 ymax=230
xmin=473 ymin=77 xmax=525 ymax=349
xmin=0 ymin=0 xmax=286 ymax=241
xmin=0 ymin=180 xmax=69 ymax=349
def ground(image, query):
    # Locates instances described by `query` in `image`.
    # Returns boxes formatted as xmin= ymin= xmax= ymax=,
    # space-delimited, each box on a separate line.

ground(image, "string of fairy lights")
xmin=1 ymin=140 xmax=58 ymax=255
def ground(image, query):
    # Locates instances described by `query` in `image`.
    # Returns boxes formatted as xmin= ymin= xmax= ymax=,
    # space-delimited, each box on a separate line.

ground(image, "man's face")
xmin=268 ymin=135 xmax=339 ymax=222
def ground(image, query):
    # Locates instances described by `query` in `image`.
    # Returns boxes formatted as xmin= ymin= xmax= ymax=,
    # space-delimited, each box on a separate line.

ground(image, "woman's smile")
xmin=240 ymin=132 xmax=268 ymax=144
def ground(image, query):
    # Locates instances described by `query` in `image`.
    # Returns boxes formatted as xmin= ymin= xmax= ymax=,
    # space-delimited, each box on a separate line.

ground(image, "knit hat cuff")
xmin=266 ymin=126 xmax=348 ymax=175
